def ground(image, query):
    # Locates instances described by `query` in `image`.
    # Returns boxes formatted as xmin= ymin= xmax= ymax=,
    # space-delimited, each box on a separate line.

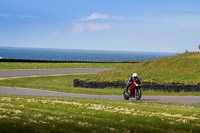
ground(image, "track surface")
xmin=0 ymin=86 xmax=199 ymax=105
xmin=0 ymin=68 xmax=113 ymax=78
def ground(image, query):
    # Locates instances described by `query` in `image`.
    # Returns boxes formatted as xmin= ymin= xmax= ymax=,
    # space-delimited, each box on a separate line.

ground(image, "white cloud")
xmin=72 ymin=23 xmax=84 ymax=33
xmin=85 ymin=13 xmax=108 ymax=21
xmin=0 ymin=13 xmax=9 ymax=18
xmin=0 ymin=14 xmax=35 ymax=19
xmin=87 ymin=24 xmax=112 ymax=32
xmin=81 ymin=13 xmax=123 ymax=21
xmin=72 ymin=23 xmax=111 ymax=33
xmin=111 ymin=16 xmax=123 ymax=20
xmin=18 ymin=15 xmax=34 ymax=19
xmin=72 ymin=13 xmax=122 ymax=33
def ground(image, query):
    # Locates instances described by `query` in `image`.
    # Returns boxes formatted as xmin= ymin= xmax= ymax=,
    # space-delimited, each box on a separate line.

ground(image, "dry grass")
xmin=0 ymin=95 xmax=199 ymax=133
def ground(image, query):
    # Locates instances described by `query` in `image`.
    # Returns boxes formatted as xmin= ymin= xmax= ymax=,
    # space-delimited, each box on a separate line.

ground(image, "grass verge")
xmin=0 ymin=62 xmax=128 ymax=70
xmin=0 ymin=95 xmax=199 ymax=133
xmin=0 ymin=75 xmax=200 ymax=96
xmin=0 ymin=75 xmax=123 ymax=95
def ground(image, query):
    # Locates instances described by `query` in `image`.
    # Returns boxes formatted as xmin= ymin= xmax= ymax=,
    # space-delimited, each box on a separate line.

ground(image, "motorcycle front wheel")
xmin=123 ymin=90 xmax=129 ymax=100
xmin=135 ymin=88 xmax=141 ymax=100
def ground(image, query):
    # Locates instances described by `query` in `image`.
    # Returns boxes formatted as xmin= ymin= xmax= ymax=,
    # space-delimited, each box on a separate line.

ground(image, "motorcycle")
xmin=123 ymin=79 xmax=142 ymax=100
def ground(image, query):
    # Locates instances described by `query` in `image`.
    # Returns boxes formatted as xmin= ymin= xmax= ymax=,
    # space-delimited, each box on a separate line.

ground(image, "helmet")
xmin=132 ymin=73 xmax=138 ymax=78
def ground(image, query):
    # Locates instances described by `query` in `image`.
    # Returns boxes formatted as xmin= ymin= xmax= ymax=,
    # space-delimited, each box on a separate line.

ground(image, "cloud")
xmin=72 ymin=13 xmax=122 ymax=33
xmin=0 ymin=14 xmax=35 ymax=20
xmin=18 ymin=15 xmax=34 ymax=19
xmin=111 ymin=16 xmax=123 ymax=20
xmin=72 ymin=23 xmax=85 ymax=33
xmin=0 ymin=13 xmax=9 ymax=18
xmin=84 ymin=13 xmax=109 ymax=21
xmin=87 ymin=24 xmax=112 ymax=32
xmin=81 ymin=13 xmax=123 ymax=21
xmin=72 ymin=23 xmax=111 ymax=33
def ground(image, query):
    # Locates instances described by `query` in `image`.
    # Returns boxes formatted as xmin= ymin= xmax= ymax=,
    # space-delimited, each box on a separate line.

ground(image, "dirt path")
xmin=0 ymin=86 xmax=199 ymax=105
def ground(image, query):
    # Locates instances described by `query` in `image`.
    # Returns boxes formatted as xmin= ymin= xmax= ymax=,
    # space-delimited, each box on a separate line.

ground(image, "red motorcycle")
xmin=123 ymin=79 xmax=142 ymax=100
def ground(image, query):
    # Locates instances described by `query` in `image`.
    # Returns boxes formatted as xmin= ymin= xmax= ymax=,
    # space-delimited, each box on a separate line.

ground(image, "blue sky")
xmin=0 ymin=0 xmax=200 ymax=53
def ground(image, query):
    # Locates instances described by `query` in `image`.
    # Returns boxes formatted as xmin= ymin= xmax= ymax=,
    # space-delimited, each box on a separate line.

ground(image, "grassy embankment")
xmin=82 ymin=52 xmax=200 ymax=84
xmin=0 ymin=52 xmax=200 ymax=96
xmin=0 ymin=95 xmax=199 ymax=133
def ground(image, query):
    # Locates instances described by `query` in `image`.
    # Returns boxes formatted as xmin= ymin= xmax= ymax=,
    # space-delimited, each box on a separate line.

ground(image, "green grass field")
xmin=1 ymin=52 xmax=200 ymax=96
xmin=82 ymin=52 xmax=200 ymax=84
xmin=1 ymin=52 xmax=200 ymax=84
xmin=0 ymin=75 xmax=200 ymax=96
xmin=0 ymin=62 xmax=129 ymax=69
xmin=0 ymin=75 xmax=123 ymax=95
xmin=0 ymin=53 xmax=200 ymax=132
xmin=0 ymin=95 xmax=199 ymax=133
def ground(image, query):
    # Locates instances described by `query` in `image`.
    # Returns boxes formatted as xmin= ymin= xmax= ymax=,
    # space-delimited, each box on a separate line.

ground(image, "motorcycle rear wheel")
xmin=135 ymin=89 xmax=141 ymax=100
xmin=123 ymin=90 xmax=129 ymax=100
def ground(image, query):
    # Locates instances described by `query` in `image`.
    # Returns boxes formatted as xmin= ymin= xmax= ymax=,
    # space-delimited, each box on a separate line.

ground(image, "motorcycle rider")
xmin=125 ymin=73 xmax=139 ymax=94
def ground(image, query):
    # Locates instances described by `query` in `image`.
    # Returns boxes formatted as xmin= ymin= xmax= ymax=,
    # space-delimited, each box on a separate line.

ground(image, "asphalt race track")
xmin=0 ymin=86 xmax=200 ymax=105
xmin=0 ymin=68 xmax=113 ymax=78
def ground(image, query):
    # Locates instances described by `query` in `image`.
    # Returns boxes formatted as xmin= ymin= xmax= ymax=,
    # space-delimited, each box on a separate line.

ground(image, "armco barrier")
xmin=73 ymin=79 xmax=200 ymax=92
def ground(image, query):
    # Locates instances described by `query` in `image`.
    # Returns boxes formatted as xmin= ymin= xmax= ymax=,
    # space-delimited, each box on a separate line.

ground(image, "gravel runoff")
xmin=0 ymin=86 xmax=200 ymax=105
xmin=0 ymin=68 xmax=114 ymax=78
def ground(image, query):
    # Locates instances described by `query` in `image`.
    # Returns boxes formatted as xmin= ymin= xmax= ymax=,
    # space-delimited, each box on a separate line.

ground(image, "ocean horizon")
xmin=0 ymin=46 xmax=175 ymax=62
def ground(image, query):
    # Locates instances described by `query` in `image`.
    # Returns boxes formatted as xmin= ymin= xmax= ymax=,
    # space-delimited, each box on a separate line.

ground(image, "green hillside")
xmin=83 ymin=52 xmax=200 ymax=84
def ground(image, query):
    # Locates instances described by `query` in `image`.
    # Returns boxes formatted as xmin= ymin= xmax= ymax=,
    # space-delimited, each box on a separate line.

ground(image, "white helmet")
xmin=132 ymin=73 xmax=138 ymax=78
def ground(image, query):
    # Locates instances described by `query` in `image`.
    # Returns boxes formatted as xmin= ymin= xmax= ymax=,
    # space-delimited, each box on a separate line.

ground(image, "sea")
xmin=0 ymin=46 xmax=175 ymax=62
